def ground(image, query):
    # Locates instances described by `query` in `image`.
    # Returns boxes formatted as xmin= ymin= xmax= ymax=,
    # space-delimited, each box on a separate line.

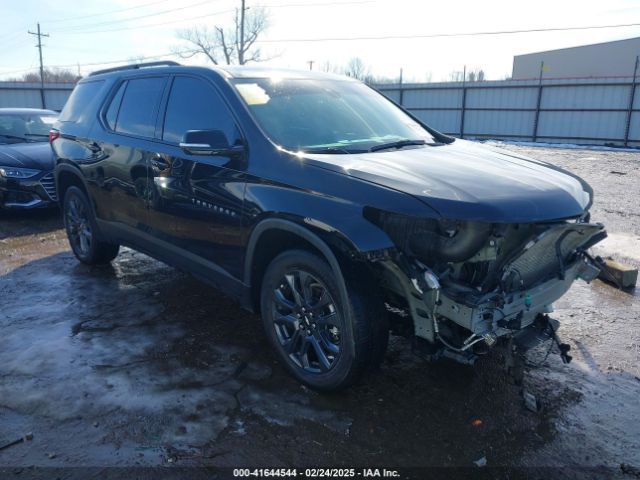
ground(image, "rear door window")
xmin=162 ymin=76 xmax=240 ymax=145
xmin=114 ymin=76 xmax=166 ymax=138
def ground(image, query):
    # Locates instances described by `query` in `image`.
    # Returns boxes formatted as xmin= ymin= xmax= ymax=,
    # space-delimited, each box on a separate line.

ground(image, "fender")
xmin=242 ymin=175 xmax=401 ymax=253
xmin=244 ymin=218 xmax=349 ymax=292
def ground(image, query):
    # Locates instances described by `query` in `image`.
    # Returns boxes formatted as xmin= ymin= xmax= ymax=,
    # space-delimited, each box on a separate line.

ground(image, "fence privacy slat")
xmin=0 ymin=82 xmax=74 ymax=111
xmin=376 ymin=77 xmax=640 ymax=147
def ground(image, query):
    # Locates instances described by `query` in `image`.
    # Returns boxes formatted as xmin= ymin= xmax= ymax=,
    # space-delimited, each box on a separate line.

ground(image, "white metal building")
xmin=512 ymin=37 xmax=640 ymax=79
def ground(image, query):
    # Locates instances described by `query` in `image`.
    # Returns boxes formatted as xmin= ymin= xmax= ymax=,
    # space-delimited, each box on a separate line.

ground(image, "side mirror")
xmin=179 ymin=129 xmax=244 ymax=156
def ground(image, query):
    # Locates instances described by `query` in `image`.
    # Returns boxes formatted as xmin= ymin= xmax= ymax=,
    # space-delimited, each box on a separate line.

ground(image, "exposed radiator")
xmin=502 ymin=223 xmax=604 ymax=291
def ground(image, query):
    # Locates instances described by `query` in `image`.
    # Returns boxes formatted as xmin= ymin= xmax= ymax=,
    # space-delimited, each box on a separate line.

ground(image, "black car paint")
xmin=52 ymin=66 xmax=592 ymax=309
xmin=0 ymin=142 xmax=56 ymax=209
xmin=303 ymin=141 xmax=590 ymax=223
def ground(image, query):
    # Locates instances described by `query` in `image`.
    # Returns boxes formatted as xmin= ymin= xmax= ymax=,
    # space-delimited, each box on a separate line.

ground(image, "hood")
xmin=304 ymin=140 xmax=591 ymax=223
xmin=0 ymin=142 xmax=54 ymax=171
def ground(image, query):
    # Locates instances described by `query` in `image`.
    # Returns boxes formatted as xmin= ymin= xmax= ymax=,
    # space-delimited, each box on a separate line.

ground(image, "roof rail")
xmin=89 ymin=61 xmax=181 ymax=77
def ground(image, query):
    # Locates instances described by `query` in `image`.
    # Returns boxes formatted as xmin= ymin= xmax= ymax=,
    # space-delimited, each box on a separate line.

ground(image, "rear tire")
xmin=260 ymin=249 xmax=387 ymax=391
xmin=63 ymin=186 xmax=119 ymax=265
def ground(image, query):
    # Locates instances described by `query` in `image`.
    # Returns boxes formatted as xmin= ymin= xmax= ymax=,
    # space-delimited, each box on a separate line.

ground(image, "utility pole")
xmin=532 ymin=61 xmax=545 ymax=142
xmin=28 ymin=22 xmax=49 ymax=109
xmin=624 ymin=56 xmax=639 ymax=147
xmin=398 ymin=68 xmax=404 ymax=106
xmin=239 ymin=0 xmax=246 ymax=64
xmin=307 ymin=60 xmax=314 ymax=71
xmin=459 ymin=65 xmax=467 ymax=139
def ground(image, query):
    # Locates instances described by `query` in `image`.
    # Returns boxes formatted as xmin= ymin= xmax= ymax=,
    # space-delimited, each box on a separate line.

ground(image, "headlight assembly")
xmin=0 ymin=166 xmax=41 ymax=179
xmin=364 ymin=207 xmax=492 ymax=264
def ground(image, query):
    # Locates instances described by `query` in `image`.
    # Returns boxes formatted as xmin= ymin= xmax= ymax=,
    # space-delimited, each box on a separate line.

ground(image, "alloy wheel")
xmin=66 ymin=196 xmax=92 ymax=257
xmin=271 ymin=269 xmax=342 ymax=374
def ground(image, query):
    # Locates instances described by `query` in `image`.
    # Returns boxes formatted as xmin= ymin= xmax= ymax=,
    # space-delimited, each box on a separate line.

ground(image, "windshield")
xmin=232 ymin=78 xmax=435 ymax=153
xmin=0 ymin=112 xmax=58 ymax=144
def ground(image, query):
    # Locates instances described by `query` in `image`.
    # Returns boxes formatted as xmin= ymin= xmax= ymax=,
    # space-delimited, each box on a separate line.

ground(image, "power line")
xmin=2 ymin=51 xmax=182 ymax=78
xmin=52 ymin=16 xmax=640 ymax=41
xmin=52 ymin=0 xmax=374 ymax=35
xmin=0 ymin=66 xmax=40 ymax=77
xmin=0 ymin=30 xmax=26 ymax=43
xmin=268 ymin=0 xmax=373 ymax=6
xmin=0 ymin=0 xmax=176 ymax=41
xmin=50 ymin=51 xmax=185 ymax=70
xmin=45 ymin=0 xmax=173 ymax=24
xmin=0 ymin=50 xmax=187 ymax=77
xmin=56 ymin=9 xmax=236 ymax=35
xmin=252 ymin=21 xmax=640 ymax=43
xmin=48 ymin=0 xmax=223 ymax=33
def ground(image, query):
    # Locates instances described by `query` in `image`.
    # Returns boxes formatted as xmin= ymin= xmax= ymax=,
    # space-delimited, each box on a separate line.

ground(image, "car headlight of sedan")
xmin=0 ymin=166 xmax=41 ymax=178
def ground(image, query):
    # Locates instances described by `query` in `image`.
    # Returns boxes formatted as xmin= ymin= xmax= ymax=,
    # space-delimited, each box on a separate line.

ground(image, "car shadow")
xmin=0 ymin=207 xmax=62 ymax=240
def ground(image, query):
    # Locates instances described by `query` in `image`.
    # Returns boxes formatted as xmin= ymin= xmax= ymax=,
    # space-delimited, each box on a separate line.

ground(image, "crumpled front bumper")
xmin=435 ymin=255 xmax=601 ymax=339
xmin=377 ymin=220 xmax=605 ymax=367
xmin=410 ymin=256 xmax=600 ymax=367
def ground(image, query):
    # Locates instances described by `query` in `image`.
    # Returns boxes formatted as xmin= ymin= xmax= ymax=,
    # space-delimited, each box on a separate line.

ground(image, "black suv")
xmin=52 ymin=61 xmax=605 ymax=390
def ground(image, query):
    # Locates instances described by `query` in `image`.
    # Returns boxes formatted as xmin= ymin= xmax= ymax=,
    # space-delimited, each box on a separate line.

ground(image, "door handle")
xmin=87 ymin=142 xmax=102 ymax=154
xmin=150 ymin=156 xmax=170 ymax=171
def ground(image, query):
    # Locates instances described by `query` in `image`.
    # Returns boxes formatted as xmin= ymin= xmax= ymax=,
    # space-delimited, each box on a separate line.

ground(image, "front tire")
xmin=260 ymin=249 xmax=386 ymax=391
xmin=63 ymin=186 xmax=119 ymax=265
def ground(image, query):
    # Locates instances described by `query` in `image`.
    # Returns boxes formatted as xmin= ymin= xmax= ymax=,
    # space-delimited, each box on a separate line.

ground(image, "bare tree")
xmin=12 ymin=67 xmax=80 ymax=83
xmin=449 ymin=68 xmax=486 ymax=82
xmin=369 ymin=75 xmax=397 ymax=85
xmin=320 ymin=61 xmax=343 ymax=74
xmin=466 ymin=68 xmax=485 ymax=82
xmin=175 ymin=4 xmax=270 ymax=65
xmin=448 ymin=70 xmax=465 ymax=82
xmin=344 ymin=57 xmax=371 ymax=81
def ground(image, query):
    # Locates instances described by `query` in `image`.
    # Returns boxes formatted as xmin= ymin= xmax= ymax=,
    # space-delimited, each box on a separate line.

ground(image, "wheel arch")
xmin=55 ymin=164 xmax=91 ymax=205
xmin=55 ymin=164 xmax=113 ymax=240
xmin=244 ymin=218 xmax=357 ymax=313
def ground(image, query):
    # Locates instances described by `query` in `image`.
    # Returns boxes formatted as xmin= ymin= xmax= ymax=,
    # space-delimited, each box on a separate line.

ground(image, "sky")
xmin=1 ymin=0 xmax=640 ymax=82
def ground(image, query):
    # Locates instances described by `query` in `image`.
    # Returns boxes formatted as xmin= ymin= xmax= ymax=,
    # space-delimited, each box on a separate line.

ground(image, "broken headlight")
xmin=364 ymin=208 xmax=492 ymax=264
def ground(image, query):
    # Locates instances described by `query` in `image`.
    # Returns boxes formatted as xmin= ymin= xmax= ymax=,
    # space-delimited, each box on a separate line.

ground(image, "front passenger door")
xmin=145 ymin=75 xmax=247 ymax=282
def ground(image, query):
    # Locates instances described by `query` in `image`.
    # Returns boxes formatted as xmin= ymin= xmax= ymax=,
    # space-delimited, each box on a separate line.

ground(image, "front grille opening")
xmin=39 ymin=173 xmax=58 ymax=201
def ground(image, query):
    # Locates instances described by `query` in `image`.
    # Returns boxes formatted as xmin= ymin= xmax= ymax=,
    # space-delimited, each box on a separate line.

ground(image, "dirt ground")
xmin=0 ymin=144 xmax=638 ymax=479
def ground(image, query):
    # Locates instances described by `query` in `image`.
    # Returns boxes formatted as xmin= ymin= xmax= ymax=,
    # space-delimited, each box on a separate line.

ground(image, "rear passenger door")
xmin=94 ymin=75 xmax=167 ymax=235
xmin=145 ymin=75 xmax=247 ymax=283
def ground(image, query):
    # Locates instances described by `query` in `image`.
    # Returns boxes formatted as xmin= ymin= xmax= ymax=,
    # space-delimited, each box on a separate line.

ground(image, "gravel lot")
xmin=0 ymin=143 xmax=638 ymax=479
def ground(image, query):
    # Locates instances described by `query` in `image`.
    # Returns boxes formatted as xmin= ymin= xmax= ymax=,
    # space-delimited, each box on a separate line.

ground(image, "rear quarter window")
xmin=58 ymin=80 xmax=105 ymax=123
xmin=104 ymin=81 xmax=126 ymax=130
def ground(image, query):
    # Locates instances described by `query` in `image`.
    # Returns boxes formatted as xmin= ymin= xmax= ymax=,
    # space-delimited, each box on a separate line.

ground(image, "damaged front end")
xmin=365 ymin=208 xmax=607 ymax=368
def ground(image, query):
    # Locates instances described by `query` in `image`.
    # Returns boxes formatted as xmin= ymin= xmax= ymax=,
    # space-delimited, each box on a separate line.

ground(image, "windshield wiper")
xmin=368 ymin=139 xmax=426 ymax=152
xmin=24 ymin=133 xmax=49 ymax=137
xmin=302 ymin=146 xmax=363 ymax=154
xmin=0 ymin=134 xmax=31 ymax=142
